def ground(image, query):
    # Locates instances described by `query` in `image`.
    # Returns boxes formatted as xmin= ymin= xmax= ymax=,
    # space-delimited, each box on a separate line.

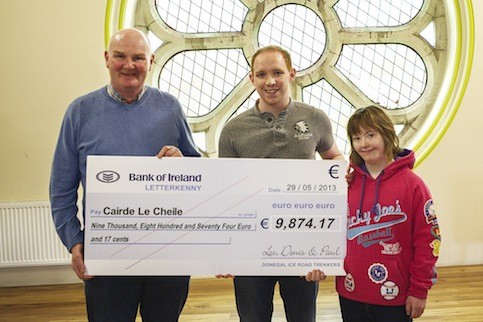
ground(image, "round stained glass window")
xmin=105 ymin=0 xmax=474 ymax=163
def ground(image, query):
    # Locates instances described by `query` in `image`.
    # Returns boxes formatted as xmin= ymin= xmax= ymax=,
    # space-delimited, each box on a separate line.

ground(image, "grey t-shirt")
xmin=218 ymin=99 xmax=334 ymax=159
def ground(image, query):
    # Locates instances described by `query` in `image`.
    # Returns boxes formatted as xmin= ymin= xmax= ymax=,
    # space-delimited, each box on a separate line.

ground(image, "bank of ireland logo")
xmin=96 ymin=170 xmax=120 ymax=183
xmin=368 ymin=263 xmax=388 ymax=284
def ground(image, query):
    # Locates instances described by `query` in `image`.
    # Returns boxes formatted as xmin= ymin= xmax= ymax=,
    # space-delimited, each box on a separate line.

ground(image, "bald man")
xmin=50 ymin=28 xmax=200 ymax=321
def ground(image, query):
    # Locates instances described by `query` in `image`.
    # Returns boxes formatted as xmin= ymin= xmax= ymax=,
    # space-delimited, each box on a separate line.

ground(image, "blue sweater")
xmin=49 ymin=86 xmax=200 ymax=251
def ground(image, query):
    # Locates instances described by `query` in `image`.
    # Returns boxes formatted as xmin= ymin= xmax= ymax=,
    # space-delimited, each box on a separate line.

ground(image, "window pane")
xmin=155 ymin=0 xmax=247 ymax=32
xmin=335 ymin=0 xmax=424 ymax=27
xmin=259 ymin=4 xmax=326 ymax=71
xmin=159 ymin=49 xmax=250 ymax=117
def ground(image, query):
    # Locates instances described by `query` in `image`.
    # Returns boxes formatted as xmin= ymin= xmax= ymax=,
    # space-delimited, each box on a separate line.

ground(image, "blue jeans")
xmin=339 ymin=296 xmax=412 ymax=322
xmin=84 ymin=276 xmax=190 ymax=322
xmin=234 ymin=276 xmax=318 ymax=322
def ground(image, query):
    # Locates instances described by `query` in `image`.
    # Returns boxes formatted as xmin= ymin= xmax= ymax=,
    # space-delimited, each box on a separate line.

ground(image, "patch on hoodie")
xmin=430 ymin=239 xmax=441 ymax=257
xmin=368 ymin=263 xmax=388 ymax=284
xmin=380 ymin=281 xmax=399 ymax=300
xmin=379 ymin=241 xmax=402 ymax=255
xmin=344 ymin=273 xmax=355 ymax=292
xmin=430 ymin=225 xmax=442 ymax=242
xmin=348 ymin=201 xmax=407 ymax=248
xmin=424 ymin=199 xmax=438 ymax=225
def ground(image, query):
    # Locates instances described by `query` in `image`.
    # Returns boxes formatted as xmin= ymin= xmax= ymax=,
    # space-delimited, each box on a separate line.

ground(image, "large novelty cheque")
xmin=85 ymin=156 xmax=347 ymax=276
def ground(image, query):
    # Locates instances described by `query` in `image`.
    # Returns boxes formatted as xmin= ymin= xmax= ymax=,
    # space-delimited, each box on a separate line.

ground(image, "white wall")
xmin=0 ymin=1 xmax=108 ymax=201
xmin=0 ymin=1 xmax=481 ymax=285
xmin=415 ymin=2 xmax=483 ymax=266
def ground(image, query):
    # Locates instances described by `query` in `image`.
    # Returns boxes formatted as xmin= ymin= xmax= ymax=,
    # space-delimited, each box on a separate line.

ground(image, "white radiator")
xmin=0 ymin=201 xmax=71 ymax=267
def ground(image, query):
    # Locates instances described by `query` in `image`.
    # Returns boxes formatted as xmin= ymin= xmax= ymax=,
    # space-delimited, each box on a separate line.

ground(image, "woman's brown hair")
xmin=347 ymin=105 xmax=401 ymax=165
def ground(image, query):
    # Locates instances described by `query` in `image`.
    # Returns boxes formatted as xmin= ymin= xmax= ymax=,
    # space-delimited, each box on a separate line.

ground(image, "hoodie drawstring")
xmin=371 ymin=171 xmax=384 ymax=216
xmin=358 ymin=170 xmax=384 ymax=218
xmin=358 ymin=176 xmax=366 ymax=219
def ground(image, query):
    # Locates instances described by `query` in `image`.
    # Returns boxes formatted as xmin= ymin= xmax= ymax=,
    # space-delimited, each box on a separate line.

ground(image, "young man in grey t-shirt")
xmin=218 ymin=45 xmax=345 ymax=322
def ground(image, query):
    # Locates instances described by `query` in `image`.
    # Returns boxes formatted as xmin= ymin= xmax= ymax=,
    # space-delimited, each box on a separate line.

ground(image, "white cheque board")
xmin=85 ymin=156 xmax=347 ymax=276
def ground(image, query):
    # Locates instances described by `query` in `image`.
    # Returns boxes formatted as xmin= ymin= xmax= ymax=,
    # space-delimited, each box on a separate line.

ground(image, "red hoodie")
xmin=336 ymin=149 xmax=440 ymax=306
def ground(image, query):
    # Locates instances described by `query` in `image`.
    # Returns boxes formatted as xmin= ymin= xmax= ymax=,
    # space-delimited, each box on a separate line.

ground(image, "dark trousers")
xmin=234 ymin=276 xmax=318 ymax=322
xmin=84 ymin=276 xmax=190 ymax=322
xmin=339 ymin=296 xmax=412 ymax=322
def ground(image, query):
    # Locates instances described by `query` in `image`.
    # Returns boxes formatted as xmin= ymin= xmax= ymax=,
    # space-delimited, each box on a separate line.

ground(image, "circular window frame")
xmin=104 ymin=0 xmax=474 ymax=165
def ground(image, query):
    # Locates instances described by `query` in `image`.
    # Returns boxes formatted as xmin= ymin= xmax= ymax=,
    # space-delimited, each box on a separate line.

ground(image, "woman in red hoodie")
xmin=336 ymin=106 xmax=441 ymax=321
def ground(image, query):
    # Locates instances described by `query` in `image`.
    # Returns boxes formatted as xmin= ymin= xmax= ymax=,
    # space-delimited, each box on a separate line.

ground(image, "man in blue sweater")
xmin=49 ymin=28 xmax=200 ymax=321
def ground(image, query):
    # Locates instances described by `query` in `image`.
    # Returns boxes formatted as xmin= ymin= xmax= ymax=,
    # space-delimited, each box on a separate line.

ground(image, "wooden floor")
xmin=0 ymin=265 xmax=482 ymax=322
